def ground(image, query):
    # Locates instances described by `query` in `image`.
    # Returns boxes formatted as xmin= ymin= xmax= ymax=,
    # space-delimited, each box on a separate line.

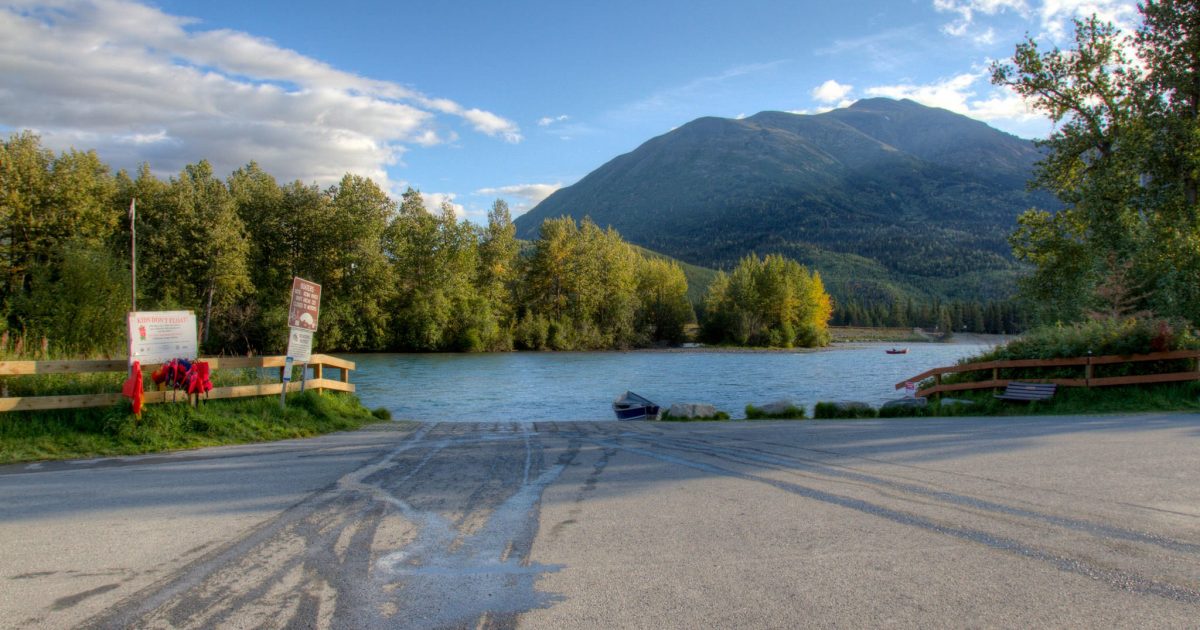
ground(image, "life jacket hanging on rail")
xmin=185 ymin=361 xmax=213 ymax=402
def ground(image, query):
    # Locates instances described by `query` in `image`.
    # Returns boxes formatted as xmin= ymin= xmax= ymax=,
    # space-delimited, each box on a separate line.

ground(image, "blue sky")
xmin=0 ymin=0 xmax=1141 ymax=221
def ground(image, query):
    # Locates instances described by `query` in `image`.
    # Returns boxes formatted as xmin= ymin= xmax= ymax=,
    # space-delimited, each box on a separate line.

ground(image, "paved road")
xmin=1 ymin=415 xmax=1198 ymax=628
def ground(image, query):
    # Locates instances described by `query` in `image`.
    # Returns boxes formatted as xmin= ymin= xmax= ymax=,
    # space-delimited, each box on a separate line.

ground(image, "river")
xmin=349 ymin=341 xmax=995 ymax=422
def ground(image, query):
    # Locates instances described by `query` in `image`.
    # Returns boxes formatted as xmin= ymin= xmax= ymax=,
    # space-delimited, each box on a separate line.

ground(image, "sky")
xmin=0 ymin=0 xmax=1143 ymax=222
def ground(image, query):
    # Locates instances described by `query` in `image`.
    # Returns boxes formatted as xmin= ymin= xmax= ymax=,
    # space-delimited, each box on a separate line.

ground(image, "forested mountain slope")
xmin=516 ymin=98 xmax=1054 ymax=303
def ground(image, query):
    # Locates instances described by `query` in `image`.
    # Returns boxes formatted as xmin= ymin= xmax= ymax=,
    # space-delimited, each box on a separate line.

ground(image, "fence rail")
xmin=0 ymin=354 xmax=355 ymax=413
xmin=896 ymin=350 xmax=1200 ymax=398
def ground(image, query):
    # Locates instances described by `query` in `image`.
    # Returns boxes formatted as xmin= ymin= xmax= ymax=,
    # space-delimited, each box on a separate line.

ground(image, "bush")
xmin=660 ymin=410 xmax=730 ymax=421
xmin=931 ymin=316 xmax=1200 ymax=388
xmin=813 ymin=402 xmax=876 ymax=419
xmin=744 ymin=403 xmax=807 ymax=419
xmin=877 ymin=402 xmax=933 ymax=418
xmin=371 ymin=407 xmax=393 ymax=420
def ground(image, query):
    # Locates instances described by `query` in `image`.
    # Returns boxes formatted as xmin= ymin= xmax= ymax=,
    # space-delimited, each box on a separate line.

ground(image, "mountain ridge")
xmin=515 ymin=98 xmax=1053 ymax=303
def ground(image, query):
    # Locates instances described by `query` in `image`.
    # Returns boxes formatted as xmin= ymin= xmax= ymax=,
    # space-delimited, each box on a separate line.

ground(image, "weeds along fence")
xmin=0 ymin=355 xmax=355 ymax=412
xmin=897 ymin=350 xmax=1200 ymax=398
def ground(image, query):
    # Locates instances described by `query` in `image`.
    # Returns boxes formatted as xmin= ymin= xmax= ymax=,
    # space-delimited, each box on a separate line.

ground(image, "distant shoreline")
xmin=611 ymin=334 xmax=1012 ymax=354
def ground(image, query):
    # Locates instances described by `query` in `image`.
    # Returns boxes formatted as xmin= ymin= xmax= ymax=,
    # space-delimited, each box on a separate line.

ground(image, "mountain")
xmin=515 ymin=98 xmax=1055 ymax=304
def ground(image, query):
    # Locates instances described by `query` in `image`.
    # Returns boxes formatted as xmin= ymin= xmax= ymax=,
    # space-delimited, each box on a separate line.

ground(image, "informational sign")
xmin=288 ymin=277 xmax=321 ymax=331
xmin=128 ymin=311 xmax=198 ymax=364
xmin=286 ymin=327 xmax=313 ymax=363
xmin=905 ymin=381 xmax=916 ymax=398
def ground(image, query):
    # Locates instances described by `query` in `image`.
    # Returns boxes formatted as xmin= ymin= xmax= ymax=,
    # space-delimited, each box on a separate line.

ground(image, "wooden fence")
xmin=0 ymin=354 xmax=355 ymax=412
xmin=896 ymin=350 xmax=1200 ymax=398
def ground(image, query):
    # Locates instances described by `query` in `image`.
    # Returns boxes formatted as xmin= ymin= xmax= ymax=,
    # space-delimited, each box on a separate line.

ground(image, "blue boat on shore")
xmin=612 ymin=391 xmax=660 ymax=421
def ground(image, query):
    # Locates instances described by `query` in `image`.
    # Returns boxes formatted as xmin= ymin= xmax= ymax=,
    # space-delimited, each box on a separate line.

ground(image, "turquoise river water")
xmin=348 ymin=342 xmax=995 ymax=422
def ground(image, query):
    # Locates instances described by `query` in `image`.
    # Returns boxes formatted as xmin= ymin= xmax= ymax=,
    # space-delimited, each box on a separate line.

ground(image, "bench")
xmin=994 ymin=382 xmax=1057 ymax=402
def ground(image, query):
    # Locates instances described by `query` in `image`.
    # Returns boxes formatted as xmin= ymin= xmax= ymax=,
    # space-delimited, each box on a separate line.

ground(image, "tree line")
xmin=832 ymin=299 xmax=1026 ymax=335
xmin=0 ymin=132 xmax=833 ymax=355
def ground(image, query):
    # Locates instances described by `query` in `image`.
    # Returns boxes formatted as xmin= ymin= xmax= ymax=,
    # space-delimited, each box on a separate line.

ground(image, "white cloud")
xmin=475 ymin=183 xmax=563 ymax=215
xmin=933 ymin=0 xmax=1140 ymax=43
xmin=1038 ymin=0 xmax=1140 ymax=40
xmin=933 ymin=0 xmax=1030 ymax=42
xmin=0 ymin=0 xmax=521 ymax=190
xmin=421 ymin=192 xmax=466 ymax=219
xmin=537 ymin=114 xmax=569 ymax=127
xmin=865 ymin=72 xmax=1043 ymax=125
xmin=812 ymin=79 xmax=854 ymax=104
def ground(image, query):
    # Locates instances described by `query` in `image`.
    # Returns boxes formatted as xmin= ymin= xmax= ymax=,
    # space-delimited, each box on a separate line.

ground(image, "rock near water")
xmin=668 ymin=403 xmax=718 ymax=419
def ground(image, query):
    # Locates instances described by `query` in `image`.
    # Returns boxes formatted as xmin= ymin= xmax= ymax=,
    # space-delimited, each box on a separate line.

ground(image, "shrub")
xmin=813 ymin=402 xmax=876 ymax=419
xmin=371 ymin=407 xmax=393 ymax=420
xmin=877 ymin=402 xmax=933 ymax=418
xmin=931 ymin=317 xmax=1200 ymax=388
xmin=744 ymin=403 xmax=807 ymax=419
xmin=660 ymin=410 xmax=730 ymax=421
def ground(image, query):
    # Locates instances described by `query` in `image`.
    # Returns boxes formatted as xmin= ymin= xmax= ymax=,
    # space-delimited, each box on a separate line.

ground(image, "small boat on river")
xmin=886 ymin=348 xmax=908 ymax=355
xmin=612 ymin=391 xmax=661 ymax=421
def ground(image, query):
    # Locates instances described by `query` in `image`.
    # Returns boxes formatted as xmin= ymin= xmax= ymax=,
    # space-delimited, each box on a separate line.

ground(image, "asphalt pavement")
xmin=1 ymin=414 xmax=1198 ymax=628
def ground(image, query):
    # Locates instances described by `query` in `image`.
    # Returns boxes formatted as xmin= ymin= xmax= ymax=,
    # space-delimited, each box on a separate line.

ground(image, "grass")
xmin=927 ymin=383 xmax=1200 ymax=417
xmin=0 ymin=390 xmax=383 ymax=465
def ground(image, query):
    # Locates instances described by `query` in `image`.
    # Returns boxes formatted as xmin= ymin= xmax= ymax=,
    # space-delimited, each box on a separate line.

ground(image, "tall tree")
xmin=321 ymin=175 xmax=395 ymax=351
xmin=992 ymin=3 xmax=1200 ymax=323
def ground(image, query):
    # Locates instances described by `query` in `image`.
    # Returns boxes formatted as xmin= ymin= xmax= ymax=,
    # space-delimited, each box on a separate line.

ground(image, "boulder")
xmin=758 ymin=399 xmax=799 ymax=415
xmin=832 ymin=401 xmax=873 ymax=413
xmin=668 ymin=403 xmax=718 ymax=419
xmin=881 ymin=397 xmax=928 ymax=410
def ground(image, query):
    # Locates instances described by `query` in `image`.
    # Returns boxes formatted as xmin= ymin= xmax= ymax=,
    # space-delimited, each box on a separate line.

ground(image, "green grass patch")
xmin=0 ymin=391 xmax=383 ymax=465
xmin=744 ymin=403 xmax=807 ymax=419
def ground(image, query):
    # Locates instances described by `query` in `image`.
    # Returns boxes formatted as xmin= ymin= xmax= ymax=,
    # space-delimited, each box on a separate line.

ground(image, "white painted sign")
xmin=905 ymin=381 xmax=916 ymax=398
xmin=128 ymin=311 xmax=198 ymax=364
xmin=286 ymin=326 xmax=313 ymax=363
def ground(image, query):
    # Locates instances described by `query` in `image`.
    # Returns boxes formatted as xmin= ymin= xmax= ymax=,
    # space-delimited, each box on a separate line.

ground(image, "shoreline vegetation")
xmin=0 ymin=391 xmax=387 ymax=466
xmin=0 ymin=132 xmax=835 ymax=357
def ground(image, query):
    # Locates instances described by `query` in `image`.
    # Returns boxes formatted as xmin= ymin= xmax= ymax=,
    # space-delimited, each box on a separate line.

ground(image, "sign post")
xmin=283 ymin=278 xmax=321 ymax=407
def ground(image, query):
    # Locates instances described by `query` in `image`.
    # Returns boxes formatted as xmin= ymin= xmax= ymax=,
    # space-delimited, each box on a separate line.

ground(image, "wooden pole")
xmin=130 ymin=198 xmax=137 ymax=312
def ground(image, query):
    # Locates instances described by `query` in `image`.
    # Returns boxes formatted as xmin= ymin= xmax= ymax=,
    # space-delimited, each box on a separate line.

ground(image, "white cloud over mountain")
xmin=0 ymin=0 xmax=520 ymax=191
xmin=475 ymin=183 xmax=563 ymax=216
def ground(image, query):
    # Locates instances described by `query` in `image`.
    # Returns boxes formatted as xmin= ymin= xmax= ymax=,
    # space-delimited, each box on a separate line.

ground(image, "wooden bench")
xmin=994 ymin=382 xmax=1057 ymax=402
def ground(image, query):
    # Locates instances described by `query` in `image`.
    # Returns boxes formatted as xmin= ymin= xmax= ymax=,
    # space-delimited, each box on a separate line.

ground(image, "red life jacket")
xmin=122 ymin=361 xmax=144 ymax=415
xmin=185 ymin=361 xmax=213 ymax=397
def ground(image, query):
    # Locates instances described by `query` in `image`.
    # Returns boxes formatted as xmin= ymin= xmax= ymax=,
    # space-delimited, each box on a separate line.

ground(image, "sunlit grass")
xmin=0 ymin=390 xmax=384 ymax=464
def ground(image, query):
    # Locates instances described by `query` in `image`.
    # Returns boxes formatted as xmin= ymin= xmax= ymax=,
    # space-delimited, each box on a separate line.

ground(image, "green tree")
xmin=475 ymin=199 xmax=520 ymax=350
xmin=321 ymin=175 xmax=395 ymax=351
xmin=701 ymin=254 xmax=831 ymax=347
xmin=137 ymin=160 xmax=251 ymax=348
xmin=992 ymin=3 xmax=1200 ymax=324
xmin=636 ymin=257 xmax=694 ymax=345
xmin=0 ymin=132 xmax=119 ymax=333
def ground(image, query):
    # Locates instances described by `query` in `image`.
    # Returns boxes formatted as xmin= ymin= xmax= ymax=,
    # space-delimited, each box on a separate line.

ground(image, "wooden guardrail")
xmin=0 ymin=354 xmax=355 ymax=412
xmin=896 ymin=350 xmax=1200 ymax=398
